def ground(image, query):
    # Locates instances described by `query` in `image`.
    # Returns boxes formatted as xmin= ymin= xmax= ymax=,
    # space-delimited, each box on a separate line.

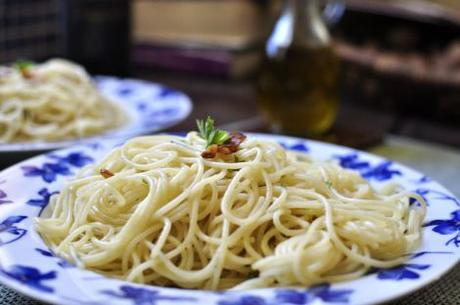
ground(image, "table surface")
xmin=1 ymin=73 xmax=459 ymax=304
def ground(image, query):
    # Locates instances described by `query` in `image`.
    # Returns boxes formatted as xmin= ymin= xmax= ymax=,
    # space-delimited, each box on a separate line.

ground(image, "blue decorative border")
xmin=0 ymin=135 xmax=458 ymax=305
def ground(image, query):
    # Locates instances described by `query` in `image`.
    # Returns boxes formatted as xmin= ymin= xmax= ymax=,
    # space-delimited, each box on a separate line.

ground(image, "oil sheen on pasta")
xmin=36 ymin=133 xmax=425 ymax=290
xmin=0 ymin=59 xmax=126 ymax=143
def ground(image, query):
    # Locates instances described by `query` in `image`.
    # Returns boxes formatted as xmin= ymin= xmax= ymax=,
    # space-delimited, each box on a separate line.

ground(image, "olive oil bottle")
xmin=256 ymin=0 xmax=340 ymax=136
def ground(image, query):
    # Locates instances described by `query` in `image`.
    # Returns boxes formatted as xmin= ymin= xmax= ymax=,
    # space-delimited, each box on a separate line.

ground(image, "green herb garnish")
xmin=325 ymin=180 xmax=333 ymax=189
xmin=13 ymin=60 xmax=34 ymax=78
xmin=13 ymin=60 xmax=34 ymax=72
xmin=196 ymin=116 xmax=230 ymax=148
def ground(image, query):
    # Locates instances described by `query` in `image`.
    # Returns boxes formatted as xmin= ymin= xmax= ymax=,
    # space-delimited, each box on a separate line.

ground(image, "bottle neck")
xmin=266 ymin=0 xmax=330 ymax=58
xmin=285 ymin=0 xmax=330 ymax=47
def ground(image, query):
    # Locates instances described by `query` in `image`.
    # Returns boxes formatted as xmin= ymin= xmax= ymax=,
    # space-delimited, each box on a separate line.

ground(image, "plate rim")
xmin=0 ymin=132 xmax=458 ymax=305
xmin=0 ymin=76 xmax=193 ymax=153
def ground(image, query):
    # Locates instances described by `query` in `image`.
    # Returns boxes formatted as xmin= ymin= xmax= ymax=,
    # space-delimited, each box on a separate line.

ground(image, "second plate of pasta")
xmin=0 ymin=60 xmax=192 ymax=153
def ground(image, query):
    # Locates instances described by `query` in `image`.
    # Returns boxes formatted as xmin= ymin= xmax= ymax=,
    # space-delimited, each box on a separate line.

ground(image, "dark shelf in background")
xmin=135 ymin=71 xmax=460 ymax=149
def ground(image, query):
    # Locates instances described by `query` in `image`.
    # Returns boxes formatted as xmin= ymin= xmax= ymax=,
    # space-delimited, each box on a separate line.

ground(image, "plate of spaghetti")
xmin=0 ymin=118 xmax=458 ymax=305
xmin=0 ymin=59 xmax=192 ymax=152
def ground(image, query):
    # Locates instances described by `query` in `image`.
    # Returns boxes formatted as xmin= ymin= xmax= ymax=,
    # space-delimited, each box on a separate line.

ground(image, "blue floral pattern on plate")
xmin=21 ymin=162 xmax=72 ymax=183
xmin=0 ymin=134 xmax=458 ymax=305
xmin=157 ymin=86 xmax=182 ymax=98
xmin=101 ymin=285 xmax=196 ymax=305
xmin=413 ymin=188 xmax=460 ymax=207
xmin=0 ymin=189 xmax=12 ymax=205
xmin=0 ymin=265 xmax=56 ymax=293
xmin=424 ymin=210 xmax=460 ymax=247
xmin=26 ymin=188 xmax=58 ymax=208
xmin=35 ymin=248 xmax=74 ymax=269
xmin=280 ymin=142 xmax=309 ymax=152
xmin=48 ymin=152 xmax=94 ymax=168
xmin=21 ymin=152 xmax=93 ymax=183
xmin=370 ymin=251 xmax=452 ymax=280
xmin=376 ymin=264 xmax=430 ymax=280
xmin=335 ymin=153 xmax=401 ymax=181
xmin=218 ymin=295 xmax=266 ymax=305
xmin=413 ymin=176 xmax=432 ymax=184
xmin=0 ymin=215 xmax=27 ymax=246
xmin=274 ymin=284 xmax=353 ymax=304
xmin=218 ymin=284 xmax=352 ymax=305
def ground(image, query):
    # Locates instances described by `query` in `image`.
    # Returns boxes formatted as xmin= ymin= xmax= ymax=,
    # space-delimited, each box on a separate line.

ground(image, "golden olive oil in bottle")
xmin=256 ymin=0 xmax=340 ymax=136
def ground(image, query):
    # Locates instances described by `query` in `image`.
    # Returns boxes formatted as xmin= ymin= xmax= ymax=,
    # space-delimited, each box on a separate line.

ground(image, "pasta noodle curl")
xmin=36 ymin=133 xmax=425 ymax=290
xmin=0 ymin=59 xmax=126 ymax=143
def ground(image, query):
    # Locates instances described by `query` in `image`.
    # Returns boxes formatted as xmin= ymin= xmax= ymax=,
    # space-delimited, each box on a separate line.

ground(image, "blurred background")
xmin=2 ymin=3 xmax=460 ymax=304
xmin=1 ymin=0 xmax=460 ymax=148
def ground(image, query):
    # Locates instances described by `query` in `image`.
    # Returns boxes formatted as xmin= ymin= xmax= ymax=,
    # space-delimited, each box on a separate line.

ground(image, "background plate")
xmin=0 ymin=76 xmax=193 ymax=153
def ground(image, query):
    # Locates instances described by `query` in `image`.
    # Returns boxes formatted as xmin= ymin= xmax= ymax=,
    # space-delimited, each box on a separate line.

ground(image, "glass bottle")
xmin=256 ymin=0 xmax=340 ymax=137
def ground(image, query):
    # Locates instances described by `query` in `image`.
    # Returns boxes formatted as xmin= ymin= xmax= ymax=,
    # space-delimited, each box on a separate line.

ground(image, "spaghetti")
xmin=0 ymin=59 xmax=126 ymax=143
xmin=36 ymin=132 xmax=426 ymax=290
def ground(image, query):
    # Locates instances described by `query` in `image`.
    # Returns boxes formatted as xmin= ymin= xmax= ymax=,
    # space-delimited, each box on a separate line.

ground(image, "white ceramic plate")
xmin=0 ymin=134 xmax=458 ymax=305
xmin=0 ymin=76 xmax=192 ymax=153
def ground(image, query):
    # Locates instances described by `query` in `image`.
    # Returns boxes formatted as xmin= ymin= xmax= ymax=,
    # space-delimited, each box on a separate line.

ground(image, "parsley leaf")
xmin=196 ymin=116 xmax=230 ymax=148
xmin=13 ymin=60 xmax=34 ymax=72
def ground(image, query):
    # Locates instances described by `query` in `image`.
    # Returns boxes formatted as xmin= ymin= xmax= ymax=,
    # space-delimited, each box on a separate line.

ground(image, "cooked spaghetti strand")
xmin=36 ymin=132 xmax=425 ymax=290
xmin=0 ymin=59 xmax=126 ymax=143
